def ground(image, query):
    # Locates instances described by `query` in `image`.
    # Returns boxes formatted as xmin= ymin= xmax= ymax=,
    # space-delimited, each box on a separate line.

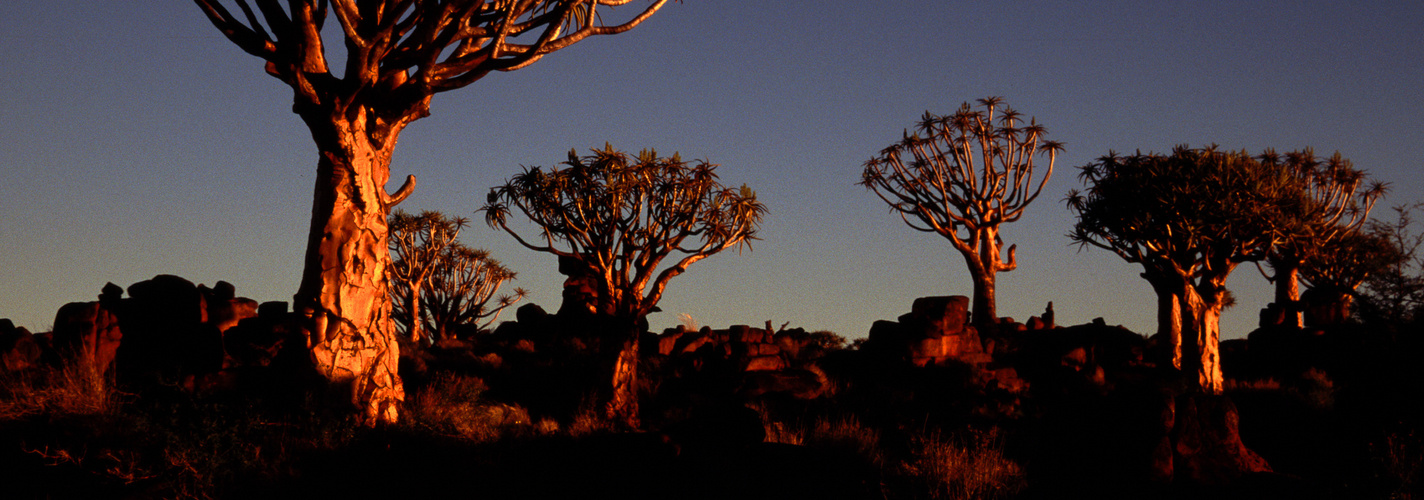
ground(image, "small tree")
xmin=194 ymin=0 xmax=670 ymax=424
xmin=1068 ymin=146 xmax=1308 ymax=394
xmin=1298 ymin=227 xmax=1398 ymax=325
xmin=1256 ymin=149 xmax=1384 ymax=327
xmin=1354 ymin=203 xmax=1424 ymax=328
xmin=389 ymin=210 xmax=524 ymax=344
xmin=388 ymin=210 xmax=464 ymax=344
xmin=483 ymin=145 xmax=765 ymax=428
xmin=861 ymin=97 xmax=1063 ymax=327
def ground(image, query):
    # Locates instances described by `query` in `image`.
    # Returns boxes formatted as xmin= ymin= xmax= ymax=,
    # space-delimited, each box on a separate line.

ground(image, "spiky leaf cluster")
xmin=1259 ymin=148 xmax=1386 ymax=278
xmin=389 ymin=210 xmax=524 ymax=340
xmin=860 ymin=97 xmax=1063 ymax=244
xmin=483 ymin=144 xmax=766 ymax=319
xmin=1066 ymin=145 xmax=1312 ymax=281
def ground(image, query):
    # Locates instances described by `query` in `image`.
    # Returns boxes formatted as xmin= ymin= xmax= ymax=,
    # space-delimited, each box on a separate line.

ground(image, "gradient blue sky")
xmin=2 ymin=2 xmax=1421 ymax=340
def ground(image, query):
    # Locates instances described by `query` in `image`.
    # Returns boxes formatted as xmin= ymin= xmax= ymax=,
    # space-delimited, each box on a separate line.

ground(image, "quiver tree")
xmin=1354 ymin=203 xmax=1424 ymax=328
xmin=483 ymin=145 xmax=766 ymax=428
xmin=1298 ymin=227 xmax=1398 ymax=326
xmin=193 ymin=0 xmax=668 ymax=424
xmin=388 ymin=210 xmax=464 ymax=344
xmin=1067 ymin=146 xmax=1309 ymax=394
xmin=861 ymin=97 xmax=1063 ymax=327
xmin=1255 ymin=149 xmax=1384 ymax=328
xmin=389 ymin=210 xmax=524 ymax=344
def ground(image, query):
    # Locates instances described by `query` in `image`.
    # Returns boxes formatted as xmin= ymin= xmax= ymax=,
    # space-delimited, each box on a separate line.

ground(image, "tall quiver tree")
xmin=484 ymin=145 xmax=766 ymax=428
xmin=861 ymin=97 xmax=1062 ymax=327
xmin=193 ymin=0 xmax=668 ymax=424
xmin=1068 ymin=146 xmax=1309 ymax=394
xmin=1256 ymin=149 xmax=1384 ymax=328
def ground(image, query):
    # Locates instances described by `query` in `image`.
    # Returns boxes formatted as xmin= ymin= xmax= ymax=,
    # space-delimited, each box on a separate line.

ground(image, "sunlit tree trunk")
xmin=407 ymin=288 xmax=425 ymax=344
xmin=1148 ymin=277 xmax=1184 ymax=370
xmin=606 ymin=327 xmax=641 ymax=429
xmin=295 ymin=110 xmax=412 ymax=425
xmin=1273 ymin=262 xmax=1302 ymax=328
xmin=964 ymin=230 xmax=1009 ymax=327
xmin=1179 ymin=274 xmax=1228 ymax=395
xmin=967 ymin=264 xmax=997 ymax=328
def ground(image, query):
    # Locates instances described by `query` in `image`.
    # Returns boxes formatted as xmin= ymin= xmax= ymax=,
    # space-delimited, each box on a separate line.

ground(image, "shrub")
xmin=805 ymin=415 xmax=884 ymax=467
xmin=567 ymin=395 xmax=617 ymax=437
xmin=406 ymin=372 xmax=532 ymax=442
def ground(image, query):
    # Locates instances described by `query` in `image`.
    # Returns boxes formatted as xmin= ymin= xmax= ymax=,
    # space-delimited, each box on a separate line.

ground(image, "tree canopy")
xmin=861 ymin=97 xmax=1063 ymax=326
xmin=484 ymin=144 xmax=766 ymax=322
xmin=1067 ymin=145 xmax=1312 ymax=393
xmin=389 ymin=210 xmax=523 ymax=344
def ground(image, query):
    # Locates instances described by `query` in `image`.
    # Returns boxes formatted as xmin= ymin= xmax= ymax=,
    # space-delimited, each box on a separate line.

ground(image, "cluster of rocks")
xmin=0 ymin=275 xmax=305 ymax=391
xmin=859 ymin=295 xmax=1029 ymax=393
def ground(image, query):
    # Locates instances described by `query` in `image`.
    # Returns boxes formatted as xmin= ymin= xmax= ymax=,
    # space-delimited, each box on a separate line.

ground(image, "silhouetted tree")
xmin=1354 ymin=203 xmax=1424 ymax=329
xmin=193 ymin=0 xmax=668 ymax=423
xmin=389 ymin=210 xmax=523 ymax=344
xmin=1068 ymin=146 xmax=1308 ymax=394
xmin=861 ymin=97 xmax=1063 ymax=327
xmin=1255 ymin=149 xmax=1384 ymax=327
xmin=1298 ymin=227 xmax=1398 ymax=326
xmin=483 ymin=145 xmax=765 ymax=428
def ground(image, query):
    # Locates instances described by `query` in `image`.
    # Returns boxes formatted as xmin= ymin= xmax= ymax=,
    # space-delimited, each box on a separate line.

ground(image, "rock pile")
xmin=1 ymin=275 xmax=302 ymax=392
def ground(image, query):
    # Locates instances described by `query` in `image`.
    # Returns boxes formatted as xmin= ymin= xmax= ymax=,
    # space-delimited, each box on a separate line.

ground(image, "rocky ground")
xmin=2 ymin=275 xmax=1421 ymax=498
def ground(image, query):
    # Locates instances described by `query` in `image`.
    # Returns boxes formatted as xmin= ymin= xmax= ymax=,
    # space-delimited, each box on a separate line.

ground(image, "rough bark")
xmin=295 ymin=113 xmax=412 ymax=425
xmin=606 ymin=331 xmax=641 ymax=429
xmin=1273 ymin=262 xmax=1302 ymax=328
xmin=1147 ymin=274 xmax=1184 ymax=370
xmin=969 ymin=267 xmax=997 ymax=328
xmin=963 ymin=231 xmax=1009 ymax=328
xmin=1180 ymin=277 xmax=1227 ymax=395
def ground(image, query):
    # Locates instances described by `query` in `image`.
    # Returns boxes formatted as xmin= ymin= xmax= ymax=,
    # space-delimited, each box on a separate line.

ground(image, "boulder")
xmin=114 ymin=275 xmax=224 ymax=383
xmin=1 ymin=319 xmax=41 ymax=372
xmin=744 ymin=355 xmax=787 ymax=372
xmin=206 ymin=294 xmax=259 ymax=334
xmin=658 ymin=328 xmax=686 ymax=356
xmin=907 ymin=295 xmax=970 ymax=335
xmin=51 ymin=300 xmax=123 ymax=374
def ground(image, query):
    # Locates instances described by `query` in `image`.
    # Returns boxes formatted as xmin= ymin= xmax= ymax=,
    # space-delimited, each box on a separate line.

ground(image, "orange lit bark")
xmin=606 ymin=331 xmax=641 ymax=428
xmin=1179 ymin=271 xmax=1230 ymax=395
xmin=295 ymin=110 xmax=415 ymax=425
xmin=1273 ymin=263 xmax=1302 ymax=328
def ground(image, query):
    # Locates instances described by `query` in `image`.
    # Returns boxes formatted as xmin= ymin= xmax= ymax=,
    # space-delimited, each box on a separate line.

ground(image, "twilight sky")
xmin=2 ymin=1 xmax=1421 ymax=340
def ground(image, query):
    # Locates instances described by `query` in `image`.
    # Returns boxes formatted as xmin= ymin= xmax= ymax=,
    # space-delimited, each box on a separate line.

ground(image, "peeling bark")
xmin=1180 ymin=278 xmax=1227 ymax=395
xmin=295 ymin=113 xmax=408 ymax=425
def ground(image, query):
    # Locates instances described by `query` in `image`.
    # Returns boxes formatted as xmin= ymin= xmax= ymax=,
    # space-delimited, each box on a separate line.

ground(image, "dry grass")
xmin=807 ymin=415 xmax=884 ymax=466
xmin=897 ymin=428 xmax=1025 ymax=500
xmin=567 ymin=395 xmax=617 ymax=437
xmin=406 ymin=372 xmax=536 ymax=442
xmin=0 ymin=361 xmax=118 ymax=419
xmin=1376 ymin=429 xmax=1423 ymax=499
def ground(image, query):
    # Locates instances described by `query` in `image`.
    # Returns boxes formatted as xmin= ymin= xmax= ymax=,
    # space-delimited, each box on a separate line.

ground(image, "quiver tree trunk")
xmin=606 ymin=329 xmax=641 ymax=429
xmin=969 ymin=268 xmax=997 ymax=328
xmin=1179 ymin=276 xmax=1228 ymax=395
xmin=1272 ymin=261 xmax=1303 ymax=328
xmin=1146 ymin=273 xmax=1185 ymax=370
xmin=295 ymin=109 xmax=416 ymax=425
